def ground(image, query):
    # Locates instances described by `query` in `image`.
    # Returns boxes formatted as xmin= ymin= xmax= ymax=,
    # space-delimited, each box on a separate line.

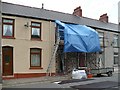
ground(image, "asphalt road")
xmin=2 ymin=72 xmax=119 ymax=90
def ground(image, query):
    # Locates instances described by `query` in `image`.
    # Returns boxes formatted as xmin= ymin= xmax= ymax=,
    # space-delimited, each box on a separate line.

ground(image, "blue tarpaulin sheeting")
xmin=55 ymin=20 xmax=101 ymax=52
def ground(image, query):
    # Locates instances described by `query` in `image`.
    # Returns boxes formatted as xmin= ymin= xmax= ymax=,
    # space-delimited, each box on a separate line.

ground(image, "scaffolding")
xmin=46 ymin=21 xmax=115 ymax=77
xmin=46 ymin=26 xmax=60 ymax=76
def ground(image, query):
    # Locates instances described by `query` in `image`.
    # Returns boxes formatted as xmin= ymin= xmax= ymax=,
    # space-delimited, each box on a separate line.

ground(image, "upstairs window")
xmin=55 ymin=25 xmax=64 ymax=44
xmin=2 ymin=18 xmax=14 ymax=38
xmin=58 ymin=25 xmax=64 ymax=40
xmin=98 ymin=32 xmax=104 ymax=46
xmin=113 ymin=34 xmax=118 ymax=47
xmin=31 ymin=22 xmax=41 ymax=40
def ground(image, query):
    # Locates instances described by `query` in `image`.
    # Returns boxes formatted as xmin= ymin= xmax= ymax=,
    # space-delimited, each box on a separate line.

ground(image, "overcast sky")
xmin=2 ymin=0 xmax=119 ymax=24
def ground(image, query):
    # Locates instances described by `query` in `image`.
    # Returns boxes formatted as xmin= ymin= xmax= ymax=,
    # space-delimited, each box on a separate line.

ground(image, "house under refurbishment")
xmin=0 ymin=2 xmax=119 ymax=79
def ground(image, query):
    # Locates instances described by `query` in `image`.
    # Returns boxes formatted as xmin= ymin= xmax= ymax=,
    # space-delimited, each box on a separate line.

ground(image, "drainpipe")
xmin=118 ymin=2 xmax=120 ymax=74
xmin=0 ymin=0 xmax=2 ymax=84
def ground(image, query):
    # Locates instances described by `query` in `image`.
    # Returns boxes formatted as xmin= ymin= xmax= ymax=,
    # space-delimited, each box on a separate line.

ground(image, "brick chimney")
xmin=99 ymin=13 xmax=108 ymax=23
xmin=73 ymin=6 xmax=82 ymax=17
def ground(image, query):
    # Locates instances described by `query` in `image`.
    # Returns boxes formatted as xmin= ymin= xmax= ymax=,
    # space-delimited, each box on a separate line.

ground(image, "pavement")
xmin=0 ymin=84 xmax=2 ymax=90
xmin=2 ymin=75 xmax=70 ymax=88
xmin=2 ymin=70 xmax=119 ymax=89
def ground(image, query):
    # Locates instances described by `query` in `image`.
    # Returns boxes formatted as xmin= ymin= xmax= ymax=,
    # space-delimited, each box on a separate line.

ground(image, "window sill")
xmin=29 ymin=67 xmax=43 ymax=70
xmin=31 ymin=38 xmax=42 ymax=41
xmin=2 ymin=37 xmax=15 ymax=39
xmin=113 ymin=64 xmax=118 ymax=67
xmin=113 ymin=46 xmax=119 ymax=48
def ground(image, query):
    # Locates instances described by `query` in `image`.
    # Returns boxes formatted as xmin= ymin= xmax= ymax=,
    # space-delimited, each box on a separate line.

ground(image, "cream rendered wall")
xmin=2 ymin=15 xmax=56 ymax=74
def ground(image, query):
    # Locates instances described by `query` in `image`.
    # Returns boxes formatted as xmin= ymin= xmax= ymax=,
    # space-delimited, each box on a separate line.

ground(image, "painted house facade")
xmin=1 ymin=2 xmax=119 ymax=79
xmin=2 ymin=16 xmax=56 ymax=79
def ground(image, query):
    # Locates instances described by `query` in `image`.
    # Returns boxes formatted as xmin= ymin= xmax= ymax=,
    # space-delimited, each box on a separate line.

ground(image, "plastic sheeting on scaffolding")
xmin=55 ymin=20 xmax=101 ymax=52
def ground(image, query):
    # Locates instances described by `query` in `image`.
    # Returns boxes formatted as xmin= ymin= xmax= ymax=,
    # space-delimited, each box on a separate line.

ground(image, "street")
xmin=2 ymin=72 xmax=119 ymax=90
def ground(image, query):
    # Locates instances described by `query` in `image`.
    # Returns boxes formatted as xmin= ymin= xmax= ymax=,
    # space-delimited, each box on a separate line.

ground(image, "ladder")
xmin=46 ymin=28 xmax=60 ymax=76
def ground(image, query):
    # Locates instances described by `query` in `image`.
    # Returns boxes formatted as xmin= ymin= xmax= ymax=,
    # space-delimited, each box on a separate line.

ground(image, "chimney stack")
xmin=73 ymin=6 xmax=82 ymax=17
xmin=99 ymin=13 xmax=108 ymax=23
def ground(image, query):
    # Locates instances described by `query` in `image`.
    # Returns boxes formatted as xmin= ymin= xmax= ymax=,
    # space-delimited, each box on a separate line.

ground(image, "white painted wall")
xmin=118 ymin=1 xmax=120 ymax=23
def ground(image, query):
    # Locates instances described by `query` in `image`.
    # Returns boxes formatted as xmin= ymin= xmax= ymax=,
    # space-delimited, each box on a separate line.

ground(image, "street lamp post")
xmin=0 ymin=0 xmax=2 ymax=83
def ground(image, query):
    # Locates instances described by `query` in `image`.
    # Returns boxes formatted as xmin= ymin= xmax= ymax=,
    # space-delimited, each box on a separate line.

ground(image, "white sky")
xmin=2 ymin=0 xmax=120 ymax=24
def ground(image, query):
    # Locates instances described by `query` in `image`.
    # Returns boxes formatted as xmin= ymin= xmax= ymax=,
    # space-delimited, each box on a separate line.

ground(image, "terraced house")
xmin=0 ymin=2 xmax=119 ymax=79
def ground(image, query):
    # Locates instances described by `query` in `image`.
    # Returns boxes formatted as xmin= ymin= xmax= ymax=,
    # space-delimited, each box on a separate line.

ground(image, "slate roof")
xmin=1 ymin=2 xmax=119 ymax=32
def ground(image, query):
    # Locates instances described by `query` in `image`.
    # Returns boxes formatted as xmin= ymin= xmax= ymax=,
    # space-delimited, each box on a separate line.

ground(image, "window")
xmin=114 ymin=52 xmax=118 ymax=65
xmin=98 ymin=32 xmax=104 ymax=46
xmin=31 ymin=22 xmax=41 ymax=40
xmin=55 ymin=25 xmax=64 ymax=44
xmin=113 ymin=34 xmax=118 ymax=47
xmin=2 ymin=18 xmax=14 ymax=38
xmin=30 ymin=48 xmax=42 ymax=68
xmin=58 ymin=25 xmax=64 ymax=40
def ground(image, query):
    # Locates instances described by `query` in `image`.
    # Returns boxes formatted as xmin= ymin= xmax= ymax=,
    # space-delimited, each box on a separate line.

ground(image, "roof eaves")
xmin=1 ymin=2 xmax=118 ymax=32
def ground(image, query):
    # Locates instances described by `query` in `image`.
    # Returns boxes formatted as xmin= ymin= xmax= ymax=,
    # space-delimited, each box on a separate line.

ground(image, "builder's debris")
xmin=72 ymin=68 xmax=87 ymax=79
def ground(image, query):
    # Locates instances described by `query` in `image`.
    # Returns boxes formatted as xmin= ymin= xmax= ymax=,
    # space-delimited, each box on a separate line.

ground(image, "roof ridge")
xmin=2 ymin=1 xmax=73 ymax=16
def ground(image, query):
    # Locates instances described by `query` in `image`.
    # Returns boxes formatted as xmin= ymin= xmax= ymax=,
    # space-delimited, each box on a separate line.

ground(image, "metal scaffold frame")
xmin=46 ymin=25 xmax=60 ymax=76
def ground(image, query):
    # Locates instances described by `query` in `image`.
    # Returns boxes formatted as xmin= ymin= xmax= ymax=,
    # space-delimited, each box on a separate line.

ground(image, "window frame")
xmin=113 ymin=34 xmax=118 ymax=47
xmin=30 ymin=48 xmax=42 ymax=69
xmin=2 ymin=18 xmax=15 ymax=38
xmin=113 ymin=52 xmax=118 ymax=65
xmin=98 ymin=32 xmax=104 ymax=47
xmin=31 ymin=21 xmax=41 ymax=40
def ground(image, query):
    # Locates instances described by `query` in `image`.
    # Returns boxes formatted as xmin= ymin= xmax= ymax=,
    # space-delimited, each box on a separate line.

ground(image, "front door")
xmin=79 ymin=53 xmax=86 ymax=67
xmin=2 ymin=46 xmax=13 ymax=76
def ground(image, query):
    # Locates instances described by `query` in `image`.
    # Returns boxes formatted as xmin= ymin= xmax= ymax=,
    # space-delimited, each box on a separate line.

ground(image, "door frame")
xmin=2 ymin=46 xmax=13 ymax=76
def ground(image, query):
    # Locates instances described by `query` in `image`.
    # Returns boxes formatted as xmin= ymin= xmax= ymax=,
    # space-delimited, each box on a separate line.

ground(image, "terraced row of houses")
xmin=0 ymin=2 xmax=119 ymax=79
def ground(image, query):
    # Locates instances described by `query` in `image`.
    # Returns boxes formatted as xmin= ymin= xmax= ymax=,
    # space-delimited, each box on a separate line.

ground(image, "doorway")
xmin=2 ymin=46 xmax=13 ymax=76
